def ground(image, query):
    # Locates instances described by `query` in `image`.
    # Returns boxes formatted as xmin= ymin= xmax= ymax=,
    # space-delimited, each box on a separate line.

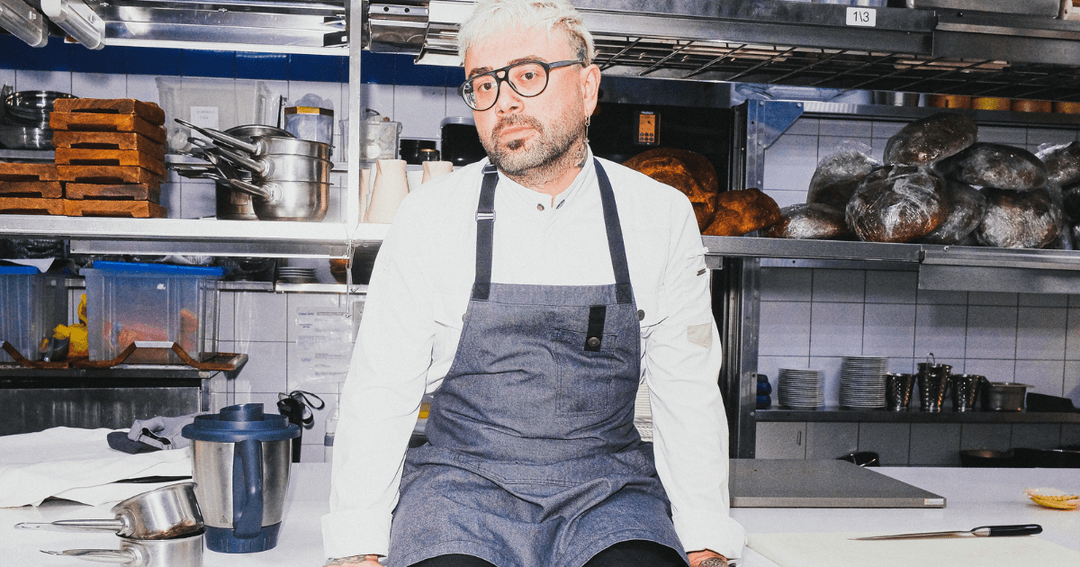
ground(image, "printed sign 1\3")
xmin=846 ymin=7 xmax=877 ymax=28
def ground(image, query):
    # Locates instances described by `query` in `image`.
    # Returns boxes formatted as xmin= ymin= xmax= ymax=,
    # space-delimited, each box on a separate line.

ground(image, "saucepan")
xmin=16 ymin=482 xmax=202 ymax=540
xmin=198 ymin=170 xmax=329 ymax=222
xmin=41 ymin=532 xmax=203 ymax=567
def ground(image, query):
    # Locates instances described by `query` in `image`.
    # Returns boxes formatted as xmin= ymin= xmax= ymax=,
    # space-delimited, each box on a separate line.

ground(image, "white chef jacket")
xmin=322 ymin=150 xmax=747 ymax=561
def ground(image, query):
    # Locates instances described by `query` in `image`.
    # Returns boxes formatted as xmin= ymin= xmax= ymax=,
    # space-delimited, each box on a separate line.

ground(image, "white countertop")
xmin=2 ymin=463 xmax=1078 ymax=567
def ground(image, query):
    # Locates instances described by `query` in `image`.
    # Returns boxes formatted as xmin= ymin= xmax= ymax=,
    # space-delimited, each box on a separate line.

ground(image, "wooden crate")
xmin=65 ymin=182 xmax=161 ymax=203
xmin=0 ymin=163 xmax=60 ymax=182
xmin=49 ymin=112 xmax=167 ymax=144
xmin=57 ymin=165 xmax=163 ymax=188
xmin=64 ymin=199 xmax=166 ymax=218
xmin=53 ymin=131 xmax=166 ymax=157
xmin=0 ymin=197 xmax=64 ymax=215
xmin=55 ymin=148 xmax=166 ymax=176
xmin=0 ymin=181 xmax=62 ymax=198
xmin=52 ymin=98 xmax=166 ymax=126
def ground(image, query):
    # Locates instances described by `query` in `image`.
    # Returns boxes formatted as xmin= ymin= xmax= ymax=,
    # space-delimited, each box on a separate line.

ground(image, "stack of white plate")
xmin=277 ymin=267 xmax=317 ymax=284
xmin=778 ymin=368 xmax=824 ymax=410
xmin=839 ymin=356 xmax=888 ymax=409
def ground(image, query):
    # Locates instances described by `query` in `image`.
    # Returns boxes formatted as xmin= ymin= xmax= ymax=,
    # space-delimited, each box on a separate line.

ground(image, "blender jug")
xmin=182 ymin=403 xmax=300 ymax=553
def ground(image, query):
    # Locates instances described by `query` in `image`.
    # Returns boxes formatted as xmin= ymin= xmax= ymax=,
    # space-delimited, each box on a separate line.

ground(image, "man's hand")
xmin=688 ymin=549 xmax=729 ymax=567
xmin=324 ymin=554 xmax=382 ymax=566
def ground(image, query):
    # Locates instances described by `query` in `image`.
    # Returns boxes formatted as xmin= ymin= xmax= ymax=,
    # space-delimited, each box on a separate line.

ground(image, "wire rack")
xmin=592 ymin=36 xmax=1080 ymax=102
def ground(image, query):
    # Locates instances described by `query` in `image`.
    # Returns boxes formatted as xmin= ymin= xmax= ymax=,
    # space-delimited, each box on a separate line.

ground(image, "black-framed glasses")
xmin=458 ymin=59 xmax=584 ymax=111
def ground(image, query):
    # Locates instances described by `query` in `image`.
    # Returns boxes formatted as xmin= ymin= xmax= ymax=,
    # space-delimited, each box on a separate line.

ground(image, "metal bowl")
xmin=0 ymin=124 xmax=53 ymax=149
xmin=225 ymin=124 xmax=294 ymax=140
xmin=4 ymin=90 xmax=74 ymax=118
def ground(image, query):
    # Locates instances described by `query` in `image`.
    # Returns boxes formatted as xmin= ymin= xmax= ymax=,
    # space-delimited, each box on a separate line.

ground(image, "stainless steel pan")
xmin=16 ymin=482 xmax=202 ymax=540
xmin=212 ymin=142 xmax=331 ymax=183
xmin=41 ymin=532 xmax=204 ymax=567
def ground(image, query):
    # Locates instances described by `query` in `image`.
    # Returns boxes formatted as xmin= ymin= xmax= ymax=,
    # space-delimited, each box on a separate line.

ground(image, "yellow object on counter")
xmin=1025 ymin=487 xmax=1079 ymax=510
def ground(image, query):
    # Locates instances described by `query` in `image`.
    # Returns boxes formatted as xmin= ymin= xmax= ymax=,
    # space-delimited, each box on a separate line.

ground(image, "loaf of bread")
xmin=703 ymin=188 xmax=782 ymax=236
xmin=976 ymin=187 xmax=1062 ymax=249
xmin=920 ymin=181 xmax=987 ymax=245
xmin=623 ymin=148 xmax=719 ymax=231
xmin=936 ymin=142 xmax=1048 ymax=192
xmin=884 ymin=112 xmax=977 ymax=166
xmin=807 ymin=148 xmax=881 ymax=210
xmin=846 ymin=165 xmax=949 ymax=243
xmin=763 ymin=203 xmax=851 ymax=240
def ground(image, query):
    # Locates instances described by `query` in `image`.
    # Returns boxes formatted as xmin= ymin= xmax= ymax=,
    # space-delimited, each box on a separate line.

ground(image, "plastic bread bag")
xmin=806 ymin=140 xmax=881 ymax=210
xmin=920 ymin=180 xmax=987 ymax=245
xmin=845 ymin=165 xmax=949 ymax=243
xmin=975 ymin=186 xmax=1062 ymax=249
xmin=763 ymin=202 xmax=852 ymax=240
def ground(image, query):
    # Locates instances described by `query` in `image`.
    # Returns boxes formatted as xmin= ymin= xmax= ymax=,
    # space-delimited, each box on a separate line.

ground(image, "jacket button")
xmin=638 ymin=310 xmax=645 ymax=321
xmin=586 ymin=336 xmax=601 ymax=348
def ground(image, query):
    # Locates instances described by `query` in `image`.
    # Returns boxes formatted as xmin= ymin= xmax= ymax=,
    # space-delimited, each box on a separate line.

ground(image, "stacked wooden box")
xmin=51 ymin=98 xmax=168 ymax=218
xmin=0 ymin=163 xmax=63 ymax=214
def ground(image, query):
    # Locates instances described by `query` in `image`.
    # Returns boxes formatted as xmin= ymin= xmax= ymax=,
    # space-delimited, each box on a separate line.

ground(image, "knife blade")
xmin=853 ymin=524 xmax=1042 ymax=541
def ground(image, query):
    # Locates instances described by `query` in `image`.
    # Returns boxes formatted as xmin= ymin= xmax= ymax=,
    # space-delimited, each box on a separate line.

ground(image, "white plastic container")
xmin=156 ymin=77 xmax=276 ymax=154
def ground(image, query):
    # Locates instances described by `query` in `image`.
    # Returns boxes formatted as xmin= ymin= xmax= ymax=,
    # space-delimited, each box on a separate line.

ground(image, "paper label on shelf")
xmin=846 ymin=7 xmax=876 ymax=28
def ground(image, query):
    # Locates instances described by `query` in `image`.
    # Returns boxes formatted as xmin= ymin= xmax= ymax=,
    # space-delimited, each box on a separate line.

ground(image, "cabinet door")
xmin=805 ymin=422 xmax=859 ymax=460
xmin=755 ymin=422 xmax=807 ymax=459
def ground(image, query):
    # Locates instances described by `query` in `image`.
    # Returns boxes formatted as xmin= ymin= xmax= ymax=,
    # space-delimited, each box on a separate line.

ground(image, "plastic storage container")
xmin=84 ymin=262 xmax=225 ymax=364
xmin=156 ymin=77 xmax=275 ymax=154
xmin=0 ymin=267 xmax=68 ymax=363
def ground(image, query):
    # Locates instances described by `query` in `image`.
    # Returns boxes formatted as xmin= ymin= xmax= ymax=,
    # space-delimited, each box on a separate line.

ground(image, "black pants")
xmin=410 ymin=539 xmax=686 ymax=567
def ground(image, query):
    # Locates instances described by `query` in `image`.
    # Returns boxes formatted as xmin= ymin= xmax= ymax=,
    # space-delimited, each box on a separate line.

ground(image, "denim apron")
xmin=387 ymin=161 xmax=685 ymax=567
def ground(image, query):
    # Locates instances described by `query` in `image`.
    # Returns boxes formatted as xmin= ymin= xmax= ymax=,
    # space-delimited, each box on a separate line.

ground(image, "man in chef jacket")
xmin=322 ymin=1 xmax=746 ymax=566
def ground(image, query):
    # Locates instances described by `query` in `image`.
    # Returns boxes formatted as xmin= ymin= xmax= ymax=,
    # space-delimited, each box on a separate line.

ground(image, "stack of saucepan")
xmin=18 ymin=482 xmax=205 ymax=567
xmin=0 ymin=87 xmax=76 ymax=150
xmin=171 ymin=118 xmax=330 ymax=222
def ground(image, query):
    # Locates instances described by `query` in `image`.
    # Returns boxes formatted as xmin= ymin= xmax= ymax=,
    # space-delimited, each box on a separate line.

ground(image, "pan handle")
xmin=18 ymin=518 xmax=125 ymax=533
xmin=213 ymin=144 xmax=270 ymax=177
xmin=224 ymin=177 xmax=277 ymax=203
xmin=175 ymin=118 xmax=260 ymax=156
xmin=41 ymin=548 xmax=139 ymax=564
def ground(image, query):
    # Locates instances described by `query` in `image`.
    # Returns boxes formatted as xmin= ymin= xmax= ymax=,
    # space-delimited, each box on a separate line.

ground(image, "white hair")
xmin=457 ymin=0 xmax=596 ymax=65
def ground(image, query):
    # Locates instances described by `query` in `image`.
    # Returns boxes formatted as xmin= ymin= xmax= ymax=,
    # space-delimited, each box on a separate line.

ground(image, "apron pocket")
xmin=552 ymin=328 xmax=620 ymax=415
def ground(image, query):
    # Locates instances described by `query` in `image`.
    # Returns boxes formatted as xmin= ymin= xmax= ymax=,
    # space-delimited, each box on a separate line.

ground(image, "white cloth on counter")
xmin=324 ymin=151 xmax=746 ymax=559
xmin=0 ymin=427 xmax=192 ymax=508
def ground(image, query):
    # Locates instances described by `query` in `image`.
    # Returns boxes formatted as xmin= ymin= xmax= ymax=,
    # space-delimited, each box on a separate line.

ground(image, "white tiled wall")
xmin=2 ymin=66 xmax=472 ymax=460
xmin=756 ymin=113 xmax=1080 ymax=465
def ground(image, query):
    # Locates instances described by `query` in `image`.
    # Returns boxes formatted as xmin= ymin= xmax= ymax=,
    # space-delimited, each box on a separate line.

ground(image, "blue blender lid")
xmin=182 ymin=403 xmax=300 ymax=443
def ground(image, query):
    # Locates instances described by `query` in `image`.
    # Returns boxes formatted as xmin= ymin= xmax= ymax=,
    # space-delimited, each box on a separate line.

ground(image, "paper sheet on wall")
xmin=747 ymin=532 xmax=1080 ymax=567
xmin=294 ymin=303 xmax=360 ymax=385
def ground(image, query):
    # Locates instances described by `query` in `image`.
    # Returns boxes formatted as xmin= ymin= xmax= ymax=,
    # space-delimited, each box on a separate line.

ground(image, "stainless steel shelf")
xmin=756 ymin=407 xmax=1080 ymax=424
xmin=0 ymin=215 xmax=389 ymax=258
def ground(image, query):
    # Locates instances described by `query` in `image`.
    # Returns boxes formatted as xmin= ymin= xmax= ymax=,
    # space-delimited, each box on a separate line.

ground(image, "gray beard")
xmin=484 ymin=113 xmax=584 ymax=187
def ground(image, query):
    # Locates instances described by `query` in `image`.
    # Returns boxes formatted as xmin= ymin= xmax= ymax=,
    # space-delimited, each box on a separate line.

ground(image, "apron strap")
xmin=471 ymin=159 xmax=633 ymax=304
xmin=473 ymin=163 xmax=498 ymax=300
xmin=594 ymin=161 xmax=633 ymax=304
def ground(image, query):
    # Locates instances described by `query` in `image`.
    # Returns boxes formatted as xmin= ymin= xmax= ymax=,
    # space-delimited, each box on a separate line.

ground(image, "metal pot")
xmin=41 ymin=532 xmax=203 ymax=567
xmin=215 ymin=125 xmax=296 ymax=220
xmin=224 ymin=178 xmax=330 ymax=221
xmin=982 ymin=381 xmax=1031 ymax=412
xmin=16 ymin=482 xmax=203 ymax=540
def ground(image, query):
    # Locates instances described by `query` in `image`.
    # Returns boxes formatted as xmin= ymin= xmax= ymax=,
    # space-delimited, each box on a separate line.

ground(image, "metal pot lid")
xmin=182 ymin=403 xmax=299 ymax=443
